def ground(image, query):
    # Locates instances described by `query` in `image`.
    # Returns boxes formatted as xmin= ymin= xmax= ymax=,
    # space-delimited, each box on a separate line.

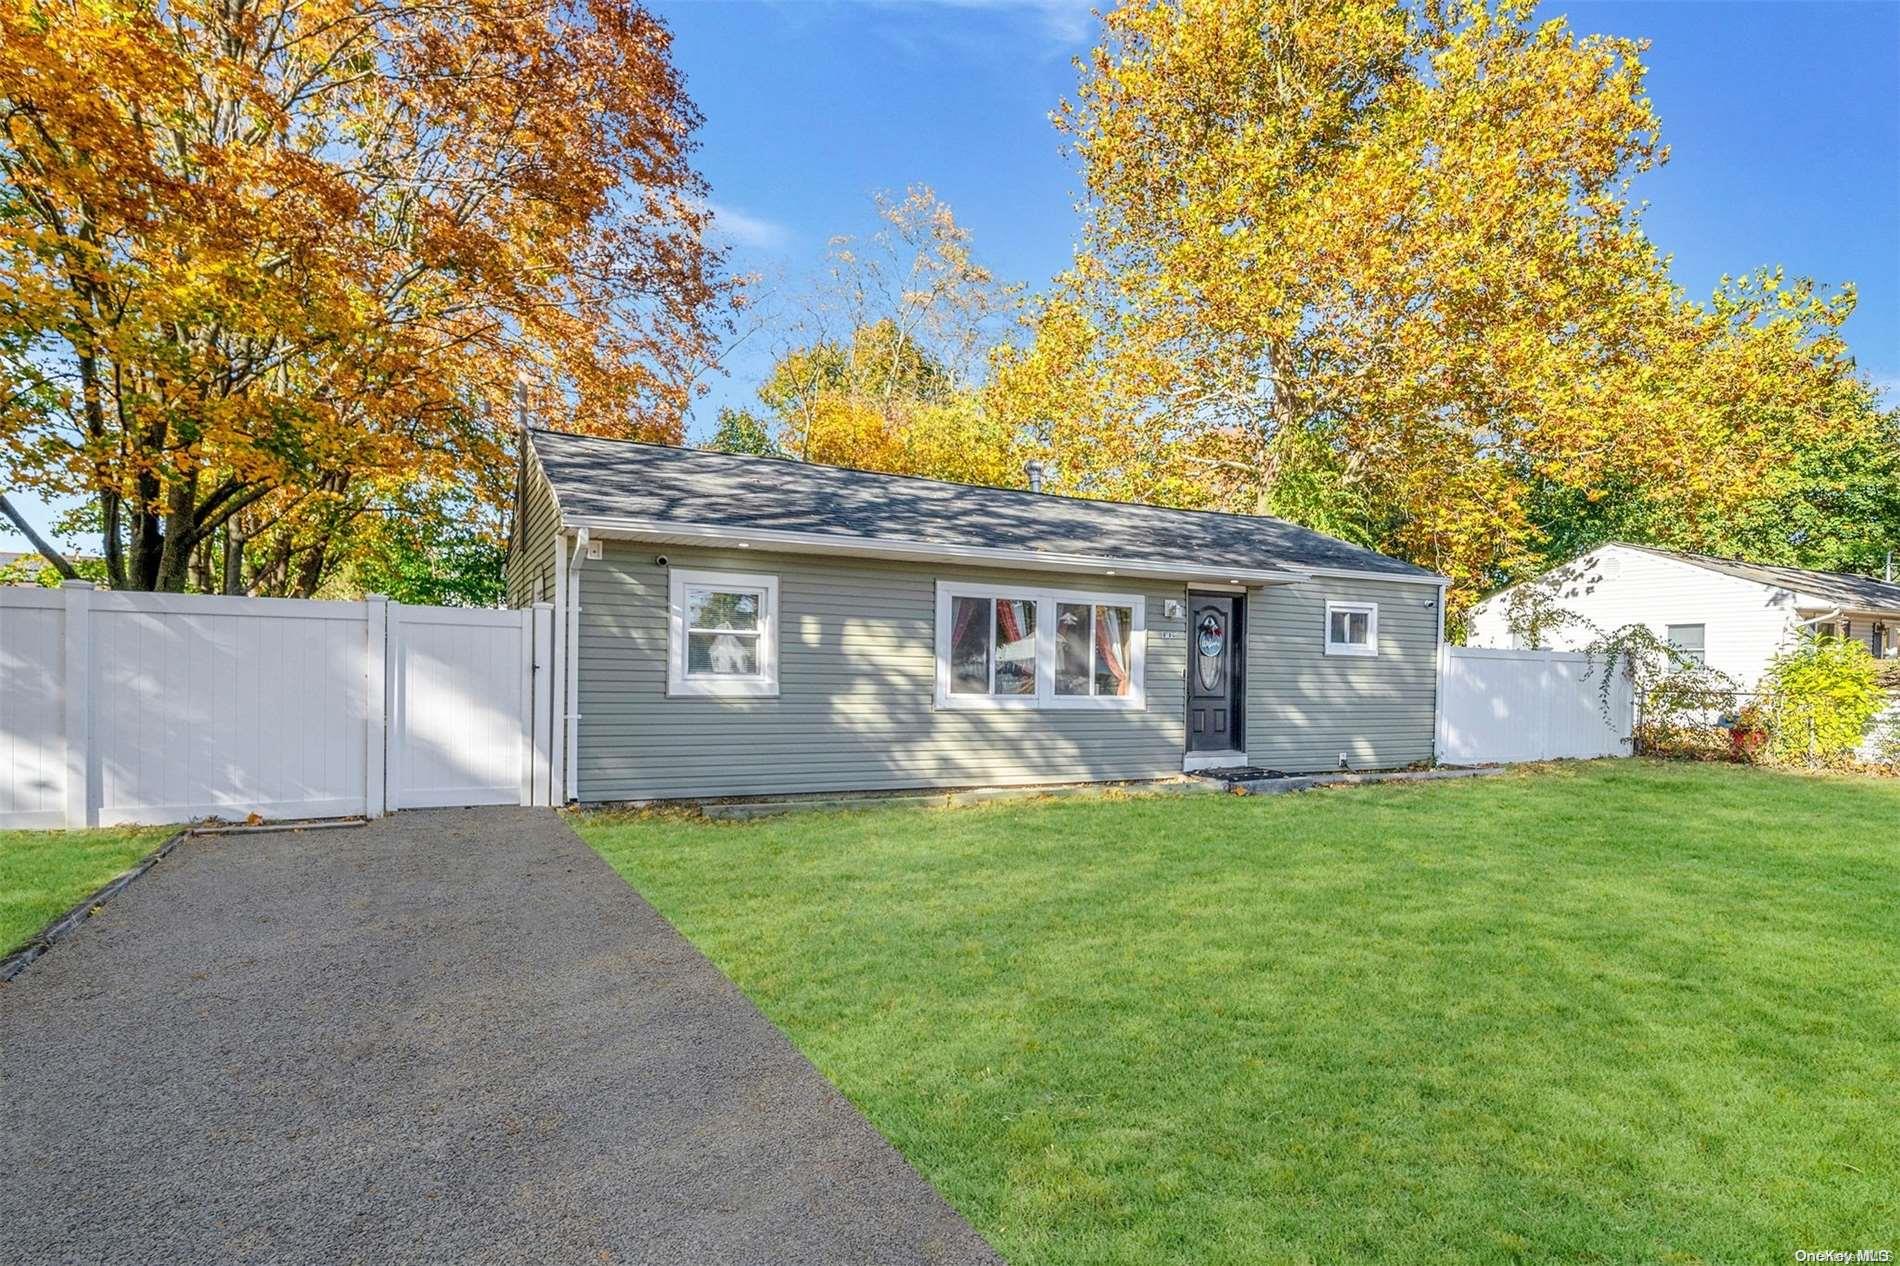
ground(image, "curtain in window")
xmin=949 ymin=596 xmax=989 ymax=694
xmin=1095 ymin=605 xmax=1129 ymax=695
xmin=995 ymin=598 xmax=1037 ymax=694
xmin=951 ymin=595 xmax=984 ymax=654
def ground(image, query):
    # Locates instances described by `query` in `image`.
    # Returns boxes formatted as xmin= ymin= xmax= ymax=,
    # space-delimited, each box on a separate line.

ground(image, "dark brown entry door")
xmin=1188 ymin=594 xmax=1237 ymax=752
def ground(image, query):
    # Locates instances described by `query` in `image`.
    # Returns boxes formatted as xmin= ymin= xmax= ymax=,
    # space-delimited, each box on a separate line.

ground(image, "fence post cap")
xmin=364 ymin=592 xmax=389 ymax=603
xmin=60 ymin=579 xmax=96 ymax=590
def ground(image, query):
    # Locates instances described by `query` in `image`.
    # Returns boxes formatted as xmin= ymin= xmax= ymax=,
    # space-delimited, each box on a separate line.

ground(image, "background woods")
xmin=0 ymin=0 xmax=731 ymax=595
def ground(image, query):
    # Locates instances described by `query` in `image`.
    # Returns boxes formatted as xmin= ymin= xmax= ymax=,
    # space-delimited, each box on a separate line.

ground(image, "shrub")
xmin=1726 ymin=702 xmax=1770 ymax=764
xmin=1869 ymin=701 xmax=1900 ymax=767
xmin=1762 ymin=636 xmax=1885 ymax=765
xmin=1588 ymin=623 xmax=1743 ymax=757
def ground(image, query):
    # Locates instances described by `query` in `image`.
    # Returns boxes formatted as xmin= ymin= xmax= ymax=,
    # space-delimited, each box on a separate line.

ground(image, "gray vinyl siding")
xmin=1245 ymin=576 xmax=1441 ymax=772
xmin=574 ymin=543 xmax=1190 ymax=801
xmin=506 ymin=455 xmax=560 ymax=609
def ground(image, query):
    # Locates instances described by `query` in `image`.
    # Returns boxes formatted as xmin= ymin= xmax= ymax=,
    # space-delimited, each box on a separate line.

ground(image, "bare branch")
xmin=0 ymin=493 xmax=80 ymax=580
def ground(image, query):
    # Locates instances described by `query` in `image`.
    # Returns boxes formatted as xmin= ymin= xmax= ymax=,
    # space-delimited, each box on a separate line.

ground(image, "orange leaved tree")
xmin=0 ymin=0 xmax=729 ymax=592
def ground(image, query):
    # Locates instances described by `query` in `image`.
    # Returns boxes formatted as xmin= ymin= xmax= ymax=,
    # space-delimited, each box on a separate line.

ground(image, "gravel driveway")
xmin=0 ymin=809 xmax=1001 ymax=1266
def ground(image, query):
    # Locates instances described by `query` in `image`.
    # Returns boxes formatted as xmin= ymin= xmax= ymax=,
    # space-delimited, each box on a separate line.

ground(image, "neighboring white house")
xmin=1467 ymin=543 xmax=1900 ymax=687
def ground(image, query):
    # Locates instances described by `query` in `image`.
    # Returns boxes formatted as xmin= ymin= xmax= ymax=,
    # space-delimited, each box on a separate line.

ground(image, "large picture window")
xmin=668 ymin=569 xmax=779 ymax=697
xmin=936 ymin=582 xmax=1145 ymax=710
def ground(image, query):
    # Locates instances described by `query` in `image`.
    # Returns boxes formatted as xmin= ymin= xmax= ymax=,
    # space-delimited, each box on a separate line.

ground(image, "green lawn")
xmin=0 ymin=825 xmax=177 ymax=955
xmin=576 ymin=761 xmax=1900 ymax=1265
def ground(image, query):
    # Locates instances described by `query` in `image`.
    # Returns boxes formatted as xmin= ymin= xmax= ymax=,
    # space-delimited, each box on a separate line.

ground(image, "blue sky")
xmin=6 ymin=0 xmax=1896 ymax=551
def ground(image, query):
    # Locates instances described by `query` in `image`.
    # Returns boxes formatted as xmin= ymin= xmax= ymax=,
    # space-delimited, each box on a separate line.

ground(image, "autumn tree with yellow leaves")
xmin=986 ymin=0 xmax=1890 ymax=617
xmin=736 ymin=188 xmax=1027 ymax=488
xmin=0 ymin=0 xmax=730 ymax=593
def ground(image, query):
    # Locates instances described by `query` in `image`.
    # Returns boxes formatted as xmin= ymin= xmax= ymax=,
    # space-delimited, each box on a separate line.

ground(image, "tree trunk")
xmin=131 ymin=471 xmax=164 ymax=590
xmin=101 ymin=491 xmax=126 ymax=589
xmin=154 ymin=470 xmax=200 ymax=592
xmin=222 ymin=524 xmax=244 ymax=595
xmin=292 ymin=538 xmax=329 ymax=598
xmin=190 ymin=534 xmax=216 ymax=593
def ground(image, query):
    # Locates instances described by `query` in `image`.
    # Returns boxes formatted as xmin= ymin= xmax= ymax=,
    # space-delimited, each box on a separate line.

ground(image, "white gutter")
xmin=1796 ymin=603 xmax=1900 ymax=622
xmin=1304 ymin=565 xmax=1450 ymax=589
xmin=1431 ymin=587 xmax=1448 ymax=764
xmin=564 ymin=527 xmax=589 ymax=804
xmin=549 ymin=533 xmax=567 ymax=802
xmin=564 ymin=513 xmax=1324 ymax=588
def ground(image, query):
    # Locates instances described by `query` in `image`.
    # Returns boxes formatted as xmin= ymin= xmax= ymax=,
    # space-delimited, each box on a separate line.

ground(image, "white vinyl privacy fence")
xmin=1435 ymin=646 xmax=1634 ymax=765
xmin=1 ymin=584 xmax=555 ymax=827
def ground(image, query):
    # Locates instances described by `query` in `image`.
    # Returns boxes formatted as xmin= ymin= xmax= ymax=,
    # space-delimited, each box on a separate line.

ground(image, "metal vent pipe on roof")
xmin=1025 ymin=460 xmax=1047 ymax=493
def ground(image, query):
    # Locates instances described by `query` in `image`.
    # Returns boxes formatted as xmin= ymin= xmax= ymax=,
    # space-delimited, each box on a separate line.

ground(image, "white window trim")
xmin=1324 ymin=600 xmax=1379 ymax=657
xmin=934 ymin=581 xmax=1147 ymax=711
xmin=1665 ymin=623 xmax=1708 ymax=666
xmin=668 ymin=568 xmax=780 ymax=698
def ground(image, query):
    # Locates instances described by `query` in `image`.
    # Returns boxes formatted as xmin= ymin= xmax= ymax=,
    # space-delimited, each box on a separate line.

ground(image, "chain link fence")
xmin=1635 ymin=685 xmax=1900 ymax=767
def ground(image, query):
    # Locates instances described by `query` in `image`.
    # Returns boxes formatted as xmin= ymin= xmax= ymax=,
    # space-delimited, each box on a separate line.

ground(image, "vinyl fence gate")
xmin=1 ymin=585 xmax=556 ymax=828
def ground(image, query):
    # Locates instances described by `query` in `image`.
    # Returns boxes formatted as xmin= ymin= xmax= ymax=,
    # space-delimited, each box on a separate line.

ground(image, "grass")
xmin=575 ymin=761 xmax=1900 ymax=1266
xmin=0 ymin=825 xmax=178 ymax=955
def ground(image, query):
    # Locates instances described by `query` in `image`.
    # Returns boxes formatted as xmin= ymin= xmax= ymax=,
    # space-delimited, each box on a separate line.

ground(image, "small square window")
xmin=1324 ymin=601 xmax=1378 ymax=657
xmin=669 ymin=569 xmax=779 ymax=697
xmin=1665 ymin=623 xmax=1706 ymax=666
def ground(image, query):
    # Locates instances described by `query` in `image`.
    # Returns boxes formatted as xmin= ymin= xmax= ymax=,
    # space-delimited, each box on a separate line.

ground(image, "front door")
xmin=1187 ymin=593 xmax=1240 ymax=753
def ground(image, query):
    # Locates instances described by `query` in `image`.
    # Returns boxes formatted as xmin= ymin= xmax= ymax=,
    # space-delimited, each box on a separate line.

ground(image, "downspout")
xmin=549 ymin=532 xmax=568 ymax=801
xmin=1431 ymin=589 xmax=1447 ymax=765
xmin=1796 ymin=608 xmax=1843 ymax=631
xmin=564 ymin=528 xmax=589 ymax=804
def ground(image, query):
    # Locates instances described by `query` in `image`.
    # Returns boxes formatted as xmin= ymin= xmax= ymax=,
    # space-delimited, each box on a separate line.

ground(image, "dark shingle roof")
xmin=1616 ymin=543 xmax=1900 ymax=611
xmin=527 ymin=429 xmax=1436 ymax=580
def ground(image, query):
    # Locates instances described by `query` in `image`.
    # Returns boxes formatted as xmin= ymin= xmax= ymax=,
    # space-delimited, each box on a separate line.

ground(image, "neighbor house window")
xmin=1665 ymin=623 xmax=1706 ymax=666
xmin=668 ymin=569 xmax=779 ymax=697
xmin=936 ymin=582 xmax=1145 ymax=710
xmin=1324 ymin=601 xmax=1378 ymax=657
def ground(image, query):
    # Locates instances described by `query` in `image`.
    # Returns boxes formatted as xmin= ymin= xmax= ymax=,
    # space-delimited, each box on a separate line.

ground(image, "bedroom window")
xmin=1324 ymin=601 xmax=1378 ymax=657
xmin=668 ymin=569 xmax=779 ymax=697
xmin=936 ymin=582 xmax=1145 ymax=710
xmin=1665 ymin=623 xmax=1707 ymax=666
